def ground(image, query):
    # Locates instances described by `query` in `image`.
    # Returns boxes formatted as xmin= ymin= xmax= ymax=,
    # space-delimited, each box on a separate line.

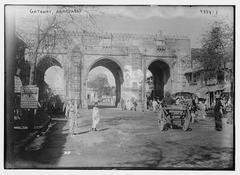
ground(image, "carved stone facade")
xmin=20 ymin=30 xmax=191 ymax=109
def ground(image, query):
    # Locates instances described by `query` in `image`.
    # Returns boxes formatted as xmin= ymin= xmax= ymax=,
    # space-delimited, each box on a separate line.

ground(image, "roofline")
xmin=184 ymin=67 xmax=232 ymax=74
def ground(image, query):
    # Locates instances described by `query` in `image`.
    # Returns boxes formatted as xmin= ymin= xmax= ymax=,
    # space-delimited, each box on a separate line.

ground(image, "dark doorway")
xmin=148 ymin=60 xmax=170 ymax=100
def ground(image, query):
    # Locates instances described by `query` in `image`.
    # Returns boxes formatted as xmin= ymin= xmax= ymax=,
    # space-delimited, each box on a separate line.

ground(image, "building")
xmin=184 ymin=48 xmax=233 ymax=108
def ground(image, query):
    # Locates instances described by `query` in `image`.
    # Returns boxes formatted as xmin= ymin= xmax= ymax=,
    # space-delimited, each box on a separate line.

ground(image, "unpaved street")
xmin=14 ymin=108 xmax=233 ymax=169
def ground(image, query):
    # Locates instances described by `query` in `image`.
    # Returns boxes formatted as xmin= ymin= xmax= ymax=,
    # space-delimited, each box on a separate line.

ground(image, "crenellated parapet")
xmin=18 ymin=29 xmax=189 ymax=49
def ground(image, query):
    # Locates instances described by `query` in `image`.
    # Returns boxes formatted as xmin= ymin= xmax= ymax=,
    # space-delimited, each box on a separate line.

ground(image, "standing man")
xmin=214 ymin=95 xmax=223 ymax=131
xmin=152 ymin=99 xmax=158 ymax=112
xmin=120 ymin=97 xmax=125 ymax=111
xmin=133 ymin=99 xmax=138 ymax=111
xmin=69 ymin=100 xmax=78 ymax=136
xmin=62 ymin=100 xmax=67 ymax=115
xmin=182 ymin=106 xmax=192 ymax=131
xmin=92 ymin=102 xmax=100 ymax=131
xmin=149 ymin=99 xmax=153 ymax=111
xmin=190 ymin=95 xmax=198 ymax=123
xmin=64 ymin=100 xmax=71 ymax=119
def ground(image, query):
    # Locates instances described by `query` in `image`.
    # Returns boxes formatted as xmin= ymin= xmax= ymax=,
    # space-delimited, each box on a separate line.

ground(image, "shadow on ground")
xmin=13 ymin=120 xmax=68 ymax=168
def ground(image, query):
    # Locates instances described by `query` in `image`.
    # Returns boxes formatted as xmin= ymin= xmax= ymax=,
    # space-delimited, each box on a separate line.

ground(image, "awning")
xmin=198 ymin=84 xmax=230 ymax=94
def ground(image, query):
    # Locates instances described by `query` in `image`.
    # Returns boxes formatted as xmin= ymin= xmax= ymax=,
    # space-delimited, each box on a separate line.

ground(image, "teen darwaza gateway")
xmin=21 ymin=29 xmax=191 ymax=109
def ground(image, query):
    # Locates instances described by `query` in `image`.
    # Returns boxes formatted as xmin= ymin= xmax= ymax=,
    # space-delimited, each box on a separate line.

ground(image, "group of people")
xmin=62 ymin=92 xmax=231 ymax=136
xmin=63 ymin=100 xmax=101 ymax=136
xmin=147 ymin=98 xmax=161 ymax=112
xmin=188 ymin=94 xmax=232 ymax=131
xmin=120 ymin=97 xmax=138 ymax=111
xmin=147 ymin=92 xmax=175 ymax=112
xmin=155 ymin=92 xmax=230 ymax=132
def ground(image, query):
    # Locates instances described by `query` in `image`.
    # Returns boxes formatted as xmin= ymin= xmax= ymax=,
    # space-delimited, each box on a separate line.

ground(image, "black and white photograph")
xmin=4 ymin=3 xmax=236 ymax=171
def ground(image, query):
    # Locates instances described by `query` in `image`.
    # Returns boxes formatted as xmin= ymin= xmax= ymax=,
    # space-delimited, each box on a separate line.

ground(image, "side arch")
xmin=146 ymin=58 xmax=171 ymax=100
xmin=36 ymin=56 xmax=63 ymax=103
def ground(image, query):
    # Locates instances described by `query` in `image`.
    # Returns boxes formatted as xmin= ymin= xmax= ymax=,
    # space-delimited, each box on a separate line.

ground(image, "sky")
xmin=44 ymin=66 xmax=65 ymax=92
xmin=16 ymin=6 xmax=233 ymax=89
xmin=14 ymin=5 xmax=233 ymax=48
xmin=93 ymin=6 xmax=233 ymax=48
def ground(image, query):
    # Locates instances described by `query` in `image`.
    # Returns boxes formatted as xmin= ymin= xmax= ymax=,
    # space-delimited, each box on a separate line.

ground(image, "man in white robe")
xmin=69 ymin=100 xmax=78 ymax=136
xmin=92 ymin=102 xmax=100 ymax=131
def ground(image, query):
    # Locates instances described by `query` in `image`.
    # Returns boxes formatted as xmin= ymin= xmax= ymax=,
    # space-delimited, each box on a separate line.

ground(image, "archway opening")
xmin=147 ymin=60 xmax=170 ymax=100
xmin=87 ymin=58 xmax=123 ymax=108
xmin=36 ymin=57 xmax=64 ymax=113
xmin=87 ymin=66 xmax=116 ymax=107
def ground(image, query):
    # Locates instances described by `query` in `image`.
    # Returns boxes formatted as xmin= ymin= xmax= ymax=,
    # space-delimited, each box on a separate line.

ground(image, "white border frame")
xmin=1 ymin=1 xmax=239 ymax=175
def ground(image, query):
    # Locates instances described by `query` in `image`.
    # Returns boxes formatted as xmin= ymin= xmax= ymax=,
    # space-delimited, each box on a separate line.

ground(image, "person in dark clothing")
xmin=24 ymin=109 xmax=35 ymax=131
xmin=190 ymin=96 xmax=198 ymax=123
xmin=191 ymin=97 xmax=197 ymax=113
xmin=133 ymin=99 xmax=137 ymax=111
xmin=161 ymin=92 xmax=175 ymax=128
xmin=214 ymin=97 xmax=223 ymax=131
xmin=162 ymin=92 xmax=175 ymax=106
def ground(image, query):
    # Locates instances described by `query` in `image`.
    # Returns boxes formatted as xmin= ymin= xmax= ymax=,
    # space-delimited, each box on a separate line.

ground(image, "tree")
xmin=198 ymin=20 xmax=233 ymax=71
xmin=87 ymin=73 xmax=115 ymax=98
xmin=198 ymin=20 xmax=234 ymax=98
xmin=17 ymin=6 xmax=100 ymax=84
xmin=88 ymin=73 xmax=109 ymax=88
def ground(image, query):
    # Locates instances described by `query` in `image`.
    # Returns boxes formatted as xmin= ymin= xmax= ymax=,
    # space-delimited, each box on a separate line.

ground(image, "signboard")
xmin=14 ymin=76 xmax=22 ymax=93
xmin=20 ymin=85 xmax=39 ymax=109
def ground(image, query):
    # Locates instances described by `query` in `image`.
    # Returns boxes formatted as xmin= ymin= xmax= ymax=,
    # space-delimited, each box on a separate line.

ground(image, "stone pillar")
xmin=81 ymin=78 xmax=88 ymax=109
xmin=115 ymin=71 xmax=121 ymax=107
xmin=141 ymin=54 xmax=146 ymax=112
xmin=68 ymin=48 xmax=82 ymax=102
xmin=65 ymin=50 xmax=72 ymax=99
xmin=81 ymin=62 xmax=89 ymax=109
xmin=64 ymin=64 xmax=69 ymax=99
xmin=167 ymin=58 xmax=177 ymax=94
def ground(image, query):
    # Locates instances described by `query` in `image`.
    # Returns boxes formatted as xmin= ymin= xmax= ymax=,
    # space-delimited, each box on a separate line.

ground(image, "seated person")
xmin=157 ymin=103 xmax=172 ymax=131
xmin=162 ymin=92 xmax=175 ymax=107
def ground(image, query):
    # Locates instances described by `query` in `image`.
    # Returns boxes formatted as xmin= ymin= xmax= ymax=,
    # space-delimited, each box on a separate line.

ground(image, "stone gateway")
xmin=21 ymin=30 xmax=191 ymax=110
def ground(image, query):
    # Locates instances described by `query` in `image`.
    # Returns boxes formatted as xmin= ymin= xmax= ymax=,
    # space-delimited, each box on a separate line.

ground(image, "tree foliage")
xmin=198 ymin=20 xmax=233 ymax=71
xmin=88 ymin=74 xmax=109 ymax=89
xmin=87 ymin=73 xmax=115 ymax=98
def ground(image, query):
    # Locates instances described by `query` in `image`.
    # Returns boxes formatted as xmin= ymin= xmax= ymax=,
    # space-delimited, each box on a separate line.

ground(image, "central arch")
xmin=87 ymin=58 xmax=124 ymax=107
xmin=147 ymin=59 xmax=170 ymax=100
